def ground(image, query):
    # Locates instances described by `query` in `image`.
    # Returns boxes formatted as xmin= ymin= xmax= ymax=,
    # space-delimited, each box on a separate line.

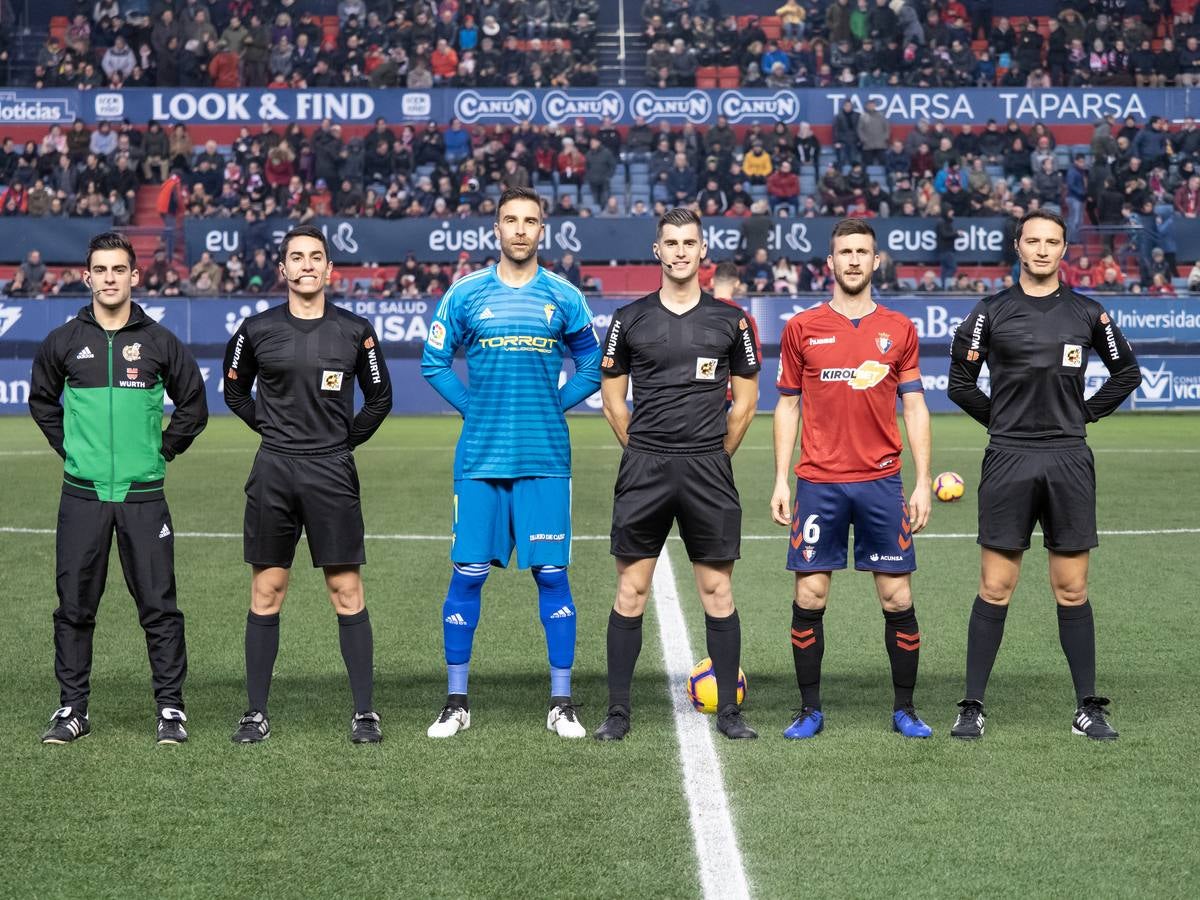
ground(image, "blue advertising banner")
xmin=1 ymin=87 xmax=1192 ymax=127
xmin=5 ymin=353 xmax=1199 ymax=416
xmin=0 ymin=217 xmax=115 ymax=264
xmin=183 ymin=215 xmax=1200 ymax=268
xmin=4 ymin=298 xmax=1200 ymax=355
xmin=185 ymin=216 xmax=1018 ymax=266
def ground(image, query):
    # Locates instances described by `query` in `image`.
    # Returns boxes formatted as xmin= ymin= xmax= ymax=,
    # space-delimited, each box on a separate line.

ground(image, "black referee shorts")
xmin=611 ymin=446 xmax=742 ymax=563
xmin=243 ymin=448 xmax=366 ymax=568
xmin=977 ymin=438 xmax=1098 ymax=553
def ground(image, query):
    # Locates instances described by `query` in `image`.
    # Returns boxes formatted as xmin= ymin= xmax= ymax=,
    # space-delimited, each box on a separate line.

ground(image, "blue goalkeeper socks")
xmin=534 ymin=565 xmax=576 ymax=696
xmin=442 ymin=562 xmax=488 ymax=695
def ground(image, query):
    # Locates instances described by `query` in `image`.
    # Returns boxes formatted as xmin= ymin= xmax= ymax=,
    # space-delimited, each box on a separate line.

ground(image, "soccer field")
xmin=1 ymin=413 xmax=1197 ymax=899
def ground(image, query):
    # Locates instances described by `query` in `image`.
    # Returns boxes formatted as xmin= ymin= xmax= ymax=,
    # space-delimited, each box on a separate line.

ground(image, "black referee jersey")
xmin=948 ymin=283 xmax=1141 ymax=439
xmin=601 ymin=291 xmax=760 ymax=452
xmin=223 ymin=302 xmax=393 ymax=454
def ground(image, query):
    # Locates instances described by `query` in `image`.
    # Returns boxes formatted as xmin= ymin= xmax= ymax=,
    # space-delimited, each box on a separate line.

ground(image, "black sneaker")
xmin=41 ymin=706 xmax=90 ymax=744
xmin=951 ymin=699 xmax=986 ymax=740
xmin=231 ymin=710 xmax=270 ymax=743
xmin=156 ymin=707 xmax=188 ymax=744
xmin=716 ymin=705 xmax=758 ymax=740
xmin=1072 ymin=696 xmax=1118 ymax=741
xmin=350 ymin=711 xmax=382 ymax=744
xmin=592 ymin=705 xmax=631 ymax=741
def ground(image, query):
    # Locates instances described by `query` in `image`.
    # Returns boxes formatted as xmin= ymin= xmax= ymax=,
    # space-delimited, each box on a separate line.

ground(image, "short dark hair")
xmin=86 ymin=231 xmax=136 ymax=269
xmin=828 ymin=218 xmax=876 ymax=254
xmin=656 ymin=206 xmax=702 ymax=239
xmin=279 ymin=223 xmax=328 ymax=258
xmin=496 ymin=186 xmax=543 ymax=219
xmin=1015 ymin=208 xmax=1067 ymax=242
xmin=713 ymin=261 xmax=740 ymax=284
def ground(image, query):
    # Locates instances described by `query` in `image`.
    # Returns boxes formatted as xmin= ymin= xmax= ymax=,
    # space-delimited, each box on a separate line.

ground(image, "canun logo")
xmin=454 ymin=90 xmax=536 ymax=123
xmin=629 ymin=90 xmax=712 ymax=123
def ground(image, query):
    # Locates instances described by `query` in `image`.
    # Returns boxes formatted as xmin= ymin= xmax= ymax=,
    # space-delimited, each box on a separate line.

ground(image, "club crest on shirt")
xmin=544 ymin=303 xmax=555 ymax=324
xmin=321 ymin=370 xmax=344 ymax=391
xmin=122 ymin=342 xmax=141 ymax=361
xmin=875 ymin=332 xmax=893 ymax=353
xmin=695 ymin=357 xmax=718 ymax=380
xmin=1062 ymin=343 xmax=1083 ymax=367
xmin=802 ymin=545 xmax=816 ymax=562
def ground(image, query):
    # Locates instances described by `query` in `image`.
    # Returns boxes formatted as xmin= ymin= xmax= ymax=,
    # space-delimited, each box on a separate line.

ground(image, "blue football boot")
xmin=783 ymin=707 xmax=824 ymax=739
xmin=892 ymin=704 xmax=933 ymax=738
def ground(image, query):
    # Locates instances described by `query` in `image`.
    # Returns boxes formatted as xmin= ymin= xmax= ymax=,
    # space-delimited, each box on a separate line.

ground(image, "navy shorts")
xmin=786 ymin=474 xmax=916 ymax=573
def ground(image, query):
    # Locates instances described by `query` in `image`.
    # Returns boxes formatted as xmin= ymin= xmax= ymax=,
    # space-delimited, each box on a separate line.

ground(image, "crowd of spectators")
xmin=644 ymin=1 xmax=1200 ymax=90
xmin=3 ymin=105 xmax=1200 ymax=294
xmin=14 ymin=1 xmax=602 ymax=91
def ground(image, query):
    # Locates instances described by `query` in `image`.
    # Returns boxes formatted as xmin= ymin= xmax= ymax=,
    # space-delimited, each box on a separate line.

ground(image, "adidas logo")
xmin=480 ymin=308 xmax=495 ymax=320
xmin=75 ymin=347 xmax=94 ymax=360
xmin=549 ymin=606 xmax=574 ymax=619
xmin=444 ymin=613 xmax=469 ymax=626
xmin=158 ymin=523 xmax=171 ymax=539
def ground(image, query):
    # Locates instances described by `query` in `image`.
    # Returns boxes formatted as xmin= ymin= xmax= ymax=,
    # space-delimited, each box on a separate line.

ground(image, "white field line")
xmin=3 ymin=527 xmax=1199 ymax=540
xmin=651 ymin=544 xmax=752 ymax=900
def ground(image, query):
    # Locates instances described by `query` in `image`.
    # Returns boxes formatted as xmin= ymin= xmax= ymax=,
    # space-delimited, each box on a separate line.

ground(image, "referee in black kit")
xmin=947 ymin=209 xmax=1141 ymax=741
xmin=594 ymin=208 xmax=761 ymax=742
xmin=223 ymin=224 xmax=393 ymax=744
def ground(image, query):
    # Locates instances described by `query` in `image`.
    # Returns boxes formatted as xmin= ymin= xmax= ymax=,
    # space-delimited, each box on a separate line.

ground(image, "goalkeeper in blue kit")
xmin=421 ymin=187 xmax=603 ymax=738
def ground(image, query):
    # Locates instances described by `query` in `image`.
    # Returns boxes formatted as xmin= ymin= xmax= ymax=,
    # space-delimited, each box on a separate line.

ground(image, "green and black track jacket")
xmin=29 ymin=303 xmax=209 ymax=502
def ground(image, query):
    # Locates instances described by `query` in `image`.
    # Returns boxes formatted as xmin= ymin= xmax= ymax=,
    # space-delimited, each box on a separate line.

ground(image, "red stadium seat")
xmin=695 ymin=66 xmax=718 ymax=88
xmin=761 ymin=16 xmax=782 ymax=41
xmin=717 ymin=65 xmax=741 ymax=88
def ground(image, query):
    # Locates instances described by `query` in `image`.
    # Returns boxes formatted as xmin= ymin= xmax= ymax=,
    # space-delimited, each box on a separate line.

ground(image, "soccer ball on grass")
xmin=687 ymin=657 xmax=746 ymax=713
xmin=934 ymin=471 xmax=966 ymax=502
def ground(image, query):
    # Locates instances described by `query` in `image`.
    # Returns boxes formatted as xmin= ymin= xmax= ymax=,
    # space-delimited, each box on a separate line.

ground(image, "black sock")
xmin=790 ymin=604 xmax=825 ymax=710
xmin=883 ymin=605 xmax=921 ymax=710
xmin=1057 ymin=600 xmax=1096 ymax=704
xmin=705 ymin=610 xmax=742 ymax=711
xmin=606 ymin=609 xmax=643 ymax=711
xmin=245 ymin=611 xmax=280 ymax=715
xmin=338 ymin=609 xmax=375 ymax=714
xmin=965 ymin=595 xmax=1008 ymax=702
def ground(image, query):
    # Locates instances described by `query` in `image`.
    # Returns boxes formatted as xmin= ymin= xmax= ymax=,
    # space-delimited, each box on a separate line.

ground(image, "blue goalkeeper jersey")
xmin=421 ymin=265 xmax=601 ymax=480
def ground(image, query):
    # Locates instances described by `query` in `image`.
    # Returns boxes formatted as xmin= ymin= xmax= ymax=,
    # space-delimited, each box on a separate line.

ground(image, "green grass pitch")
xmin=1 ymin=413 xmax=1197 ymax=899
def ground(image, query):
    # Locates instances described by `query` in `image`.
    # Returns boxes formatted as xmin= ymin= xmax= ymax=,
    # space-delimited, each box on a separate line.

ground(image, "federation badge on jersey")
xmin=1062 ymin=344 xmax=1083 ymax=367
xmin=122 ymin=342 xmax=141 ymax=361
xmin=875 ymin=333 xmax=893 ymax=353
xmin=321 ymin=370 xmax=344 ymax=391
xmin=428 ymin=320 xmax=447 ymax=350
xmin=695 ymin=357 xmax=718 ymax=380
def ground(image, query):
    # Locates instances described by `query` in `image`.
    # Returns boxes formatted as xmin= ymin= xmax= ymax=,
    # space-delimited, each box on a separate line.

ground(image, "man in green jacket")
xmin=29 ymin=232 xmax=208 ymax=745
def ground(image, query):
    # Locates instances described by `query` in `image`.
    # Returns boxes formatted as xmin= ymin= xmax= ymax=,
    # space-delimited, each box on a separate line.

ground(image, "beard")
xmin=501 ymin=238 xmax=538 ymax=264
xmin=832 ymin=267 xmax=872 ymax=295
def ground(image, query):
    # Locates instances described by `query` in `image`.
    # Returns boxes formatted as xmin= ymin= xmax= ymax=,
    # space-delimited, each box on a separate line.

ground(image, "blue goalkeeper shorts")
xmin=452 ymin=477 xmax=572 ymax=569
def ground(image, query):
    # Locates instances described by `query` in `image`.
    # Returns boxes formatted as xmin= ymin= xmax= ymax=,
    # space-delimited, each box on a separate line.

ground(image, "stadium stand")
xmin=0 ymin=1 xmax=1198 ymax=295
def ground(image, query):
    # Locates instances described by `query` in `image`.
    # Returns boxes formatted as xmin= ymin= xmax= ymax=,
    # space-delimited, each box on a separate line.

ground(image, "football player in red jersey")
xmin=770 ymin=218 xmax=934 ymax=739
